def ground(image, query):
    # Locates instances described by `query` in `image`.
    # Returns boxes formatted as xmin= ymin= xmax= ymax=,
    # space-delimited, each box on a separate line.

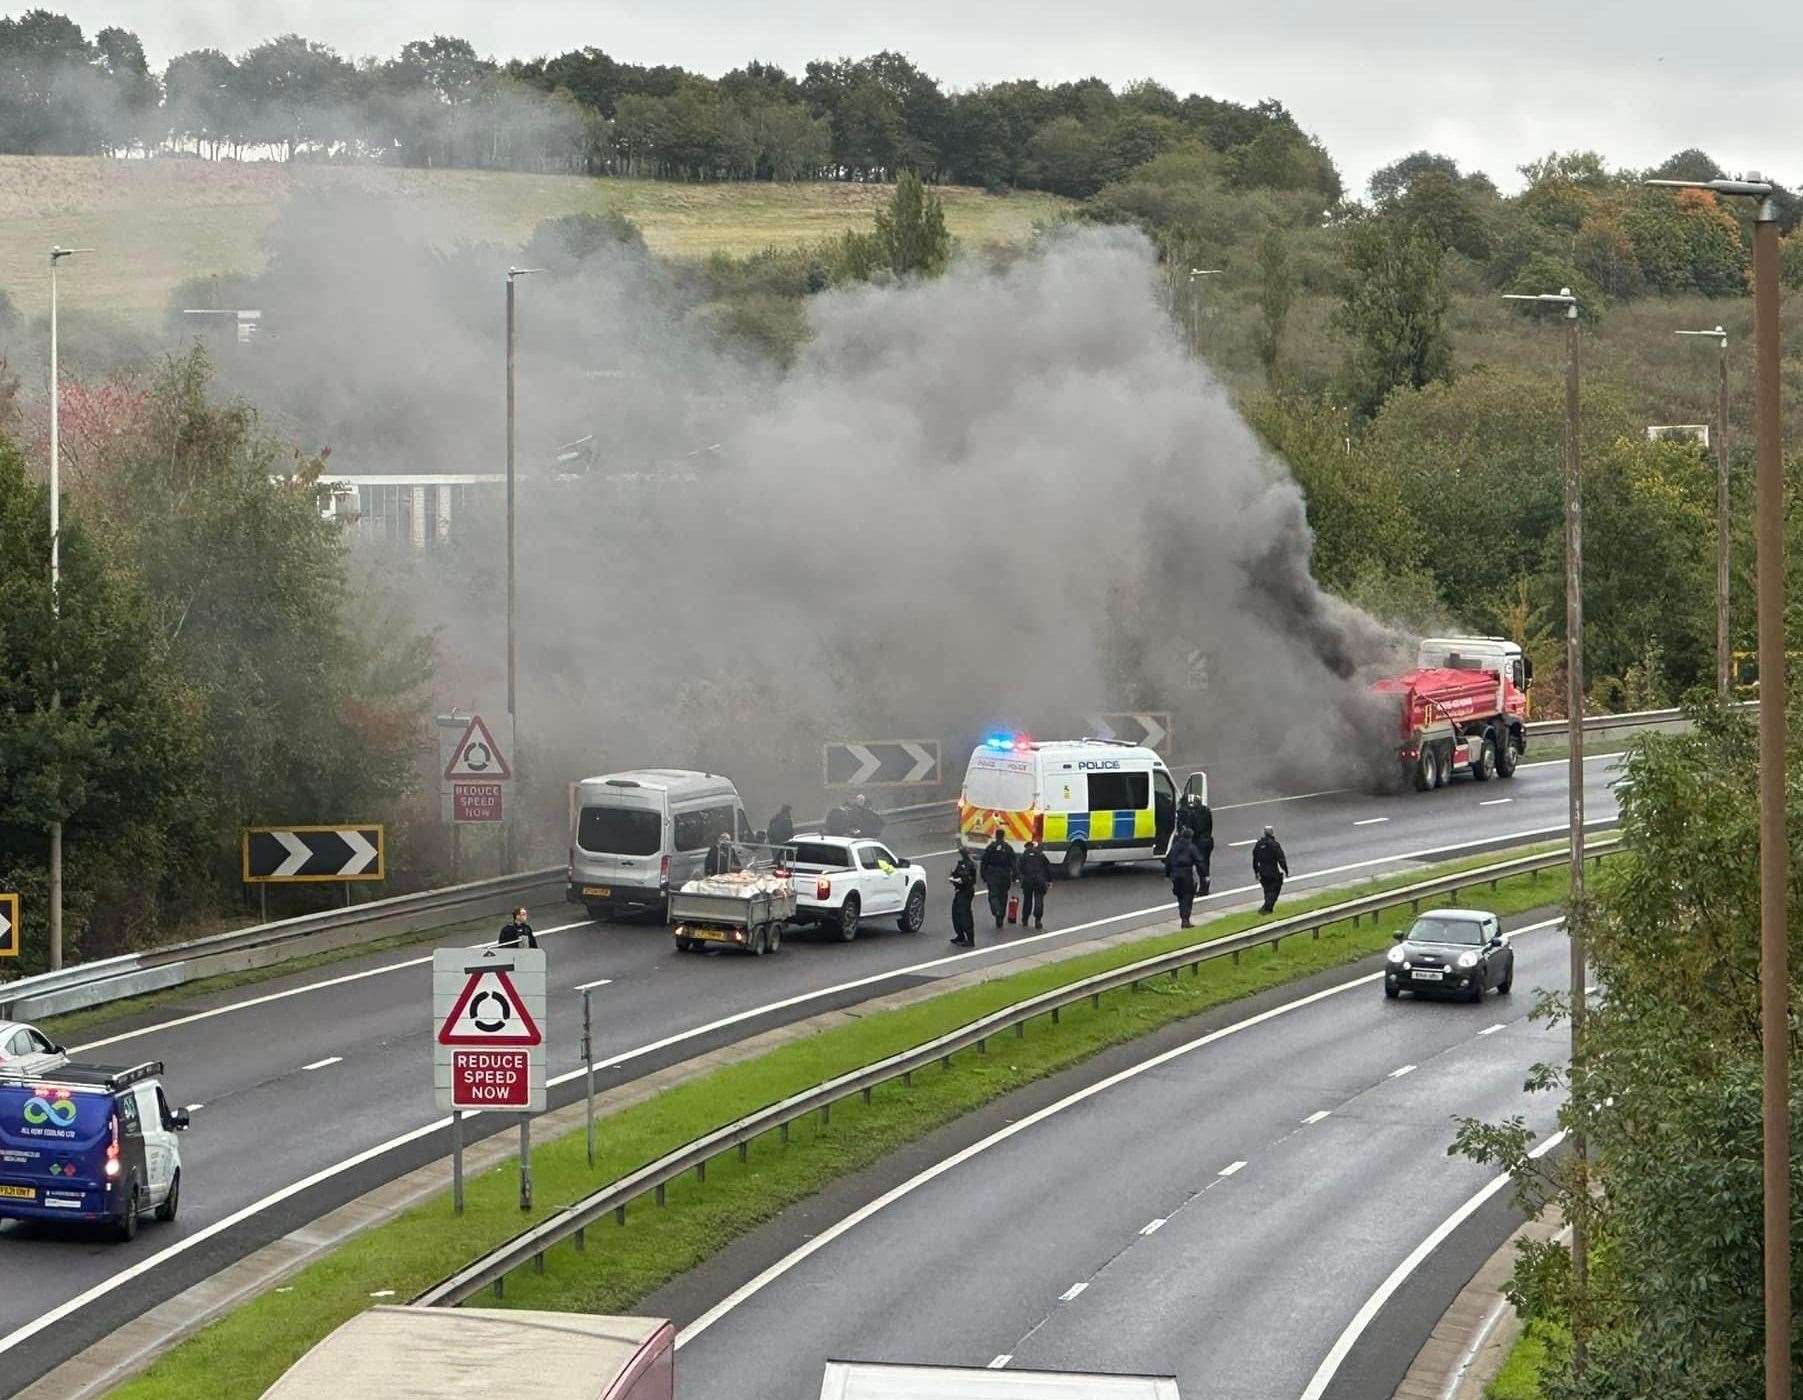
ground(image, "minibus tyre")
xmin=838 ymin=896 xmax=861 ymax=941
xmin=1062 ymin=843 xmax=1088 ymax=881
xmin=114 ymin=1178 xmax=141 ymax=1243
xmin=155 ymin=1170 xmax=180 ymax=1222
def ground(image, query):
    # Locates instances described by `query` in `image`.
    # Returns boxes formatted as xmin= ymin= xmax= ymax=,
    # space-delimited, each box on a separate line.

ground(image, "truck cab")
xmin=1416 ymin=636 xmax=1531 ymax=694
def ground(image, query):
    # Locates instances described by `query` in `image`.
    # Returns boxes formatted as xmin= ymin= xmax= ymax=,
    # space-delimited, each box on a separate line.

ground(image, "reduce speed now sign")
xmin=433 ymin=945 xmax=545 ymax=1113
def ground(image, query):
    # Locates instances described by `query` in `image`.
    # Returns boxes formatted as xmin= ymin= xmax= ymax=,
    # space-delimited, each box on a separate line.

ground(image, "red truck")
xmin=1369 ymin=637 xmax=1532 ymax=791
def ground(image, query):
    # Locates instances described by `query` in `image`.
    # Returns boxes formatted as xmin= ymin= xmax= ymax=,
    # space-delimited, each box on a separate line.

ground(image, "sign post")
xmin=574 ymin=978 xmax=612 ymax=1168
xmin=434 ymin=945 xmax=545 ymax=1212
xmin=0 ymin=893 xmax=19 ymax=959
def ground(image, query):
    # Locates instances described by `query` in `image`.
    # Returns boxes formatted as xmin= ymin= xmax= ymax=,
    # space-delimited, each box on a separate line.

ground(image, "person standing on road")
xmin=1252 ymin=825 xmax=1289 ymax=914
xmin=1165 ymin=832 xmax=1206 ymax=928
xmin=849 ymin=794 xmax=885 ymax=838
xmin=767 ymin=803 xmax=795 ymax=848
xmin=824 ymin=800 xmax=853 ymax=836
xmin=948 ymin=850 xmax=978 ymax=946
xmin=1018 ymin=839 xmax=1052 ymax=930
xmin=1184 ymin=795 xmax=1215 ymax=894
xmin=979 ymin=829 xmax=1018 ymax=931
xmin=499 ymin=906 xmax=538 ymax=949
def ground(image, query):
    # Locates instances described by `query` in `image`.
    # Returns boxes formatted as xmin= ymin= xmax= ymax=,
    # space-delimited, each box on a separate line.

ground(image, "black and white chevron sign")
xmin=823 ymin=740 xmax=941 ymax=787
xmin=242 ymin=826 xmax=385 ymax=883
xmin=1082 ymin=712 xmax=1174 ymax=751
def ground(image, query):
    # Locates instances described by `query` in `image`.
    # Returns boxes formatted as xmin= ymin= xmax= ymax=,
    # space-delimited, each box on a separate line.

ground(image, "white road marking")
xmin=66 ymin=917 xmax=599 ymax=1054
xmin=184 ymin=1103 xmax=203 ymax=1112
xmin=988 ymin=1355 xmax=1011 ymax=1369
xmin=1479 ymin=798 xmax=1513 ymax=807
xmin=1388 ymin=1063 xmax=1417 ymax=1079
xmin=1217 ymin=787 xmax=1350 ymax=811
xmin=675 ymin=914 xmax=1568 ymax=1352
xmin=301 ymin=1056 xmax=342 ymax=1072
xmin=1141 ymin=1217 xmax=1169 ymax=1232
xmin=1218 ymin=1160 xmax=1247 ymax=1176
xmin=1299 ymin=1128 xmax=1568 ymax=1400
xmin=1352 ymin=817 xmax=1389 ymax=827
xmin=1059 ymin=1282 xmax=1088 ymax=1301
xmin=1302 ymin=1110 xmax=1331 ymax=1125
xmin=1479 ymin=1024 xmax=1507 ymax=1037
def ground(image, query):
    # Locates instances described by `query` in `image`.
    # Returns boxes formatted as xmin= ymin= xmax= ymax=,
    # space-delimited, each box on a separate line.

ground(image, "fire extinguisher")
xmin=1006 ymin=893 xmax=1020 ymax=925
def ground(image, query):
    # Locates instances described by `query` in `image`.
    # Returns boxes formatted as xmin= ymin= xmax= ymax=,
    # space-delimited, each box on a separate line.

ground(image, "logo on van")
xmin=1076 ymin=759 xmax=1121 ymax=770
xmin=22 ymin=1096 xmax=77 ymax=1129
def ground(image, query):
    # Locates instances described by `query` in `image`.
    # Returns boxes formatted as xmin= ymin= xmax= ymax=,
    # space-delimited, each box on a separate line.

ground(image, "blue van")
xmin=0 ymin=1060 xmax=189 ymax=1241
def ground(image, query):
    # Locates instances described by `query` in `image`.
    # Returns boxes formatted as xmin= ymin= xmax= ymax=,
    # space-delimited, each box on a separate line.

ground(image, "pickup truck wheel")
xmin=1062 ymin=843 xmax=1088 ymax=881
xmin=899 ymin=884 xmax=927 ymax=933
xmin=1472 ymin=734 xmax=1496 ymax=781
xmin=155 ymin=1170 xmax=180 ymax=1223
xmin=837 ymin=896 xmax=861 ymax=942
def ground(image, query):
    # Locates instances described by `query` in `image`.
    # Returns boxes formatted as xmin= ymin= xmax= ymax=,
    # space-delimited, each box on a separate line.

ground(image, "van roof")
xmin=263 ymin=1307 xmax=671 ymax=1399
xmin=0 ymin=1060 xmax=161 ymax=1093
xmin=576 ymin=769 xmax=733 ymax=794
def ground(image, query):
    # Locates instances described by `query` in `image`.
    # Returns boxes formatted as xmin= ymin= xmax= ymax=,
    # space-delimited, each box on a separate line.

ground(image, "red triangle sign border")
xmin=444 ymin=714 xmax=513 ymax=781
xmin=437 ymin=967 xmax=542 ymax=1046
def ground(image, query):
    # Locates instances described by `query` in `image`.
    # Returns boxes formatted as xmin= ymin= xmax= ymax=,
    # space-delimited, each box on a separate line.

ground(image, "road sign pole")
xmin=451 ymin=824 xmax=462 ymax=884
xmin=451 ymin=1110 xmax=464 ymax=1215
xmin=584 ymin=986 xmax=595 ymax=1168
xmin=519 ymin=1117 xmax=532 ymax=1211
xmin=259 ymin=885 xmax=267 ymax=925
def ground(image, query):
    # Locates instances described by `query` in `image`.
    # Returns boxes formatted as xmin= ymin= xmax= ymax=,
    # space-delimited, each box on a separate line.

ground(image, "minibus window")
xmin=578 ymin=806 xmax=660 ymax=855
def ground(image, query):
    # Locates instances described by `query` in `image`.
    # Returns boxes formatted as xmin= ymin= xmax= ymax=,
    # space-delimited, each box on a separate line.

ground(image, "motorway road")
xmin=668 ymin=912 xmax=1571 ymax=1399
xmin=0 ymin=754 xmax=1617 ymax=1390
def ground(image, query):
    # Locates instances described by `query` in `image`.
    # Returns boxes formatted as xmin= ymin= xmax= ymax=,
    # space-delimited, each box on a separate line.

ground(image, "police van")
xmin=957 ymin=735 xmax=1208 ymax=879
xmin=0 ymin=1060 xmax=189 ymax=1241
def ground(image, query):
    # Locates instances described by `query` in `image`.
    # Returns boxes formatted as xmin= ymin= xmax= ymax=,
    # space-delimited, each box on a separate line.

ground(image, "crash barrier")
xmin=414 ymin=833 xmax=1623 ymax=1307
xmin=0 ymin=796 xmax=954 ymax=1022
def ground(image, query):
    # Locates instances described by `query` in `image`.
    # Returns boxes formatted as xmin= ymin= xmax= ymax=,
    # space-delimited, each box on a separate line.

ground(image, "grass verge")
xmin=111 ymin=851 xmax=1586 ymax=1398
xmin=1487 ymin=1319 xmax=1568 ymax=1398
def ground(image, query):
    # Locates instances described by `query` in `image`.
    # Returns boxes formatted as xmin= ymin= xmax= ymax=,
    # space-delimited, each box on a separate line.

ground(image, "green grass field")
xmin=111 ymin=847 xmax=1583 ymax=1399
xmin=0 ymin=156 xmax=1070 ymax=325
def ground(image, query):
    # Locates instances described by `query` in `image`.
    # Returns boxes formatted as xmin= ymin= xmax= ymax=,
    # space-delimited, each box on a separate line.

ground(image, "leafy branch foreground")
xmin=115 ymin=855 xmax=1575 ymax=1399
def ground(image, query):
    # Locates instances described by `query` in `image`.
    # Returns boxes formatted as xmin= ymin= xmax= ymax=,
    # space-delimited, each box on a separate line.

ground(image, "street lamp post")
xmin=1675 ymin=325 xmax=1732 ymax=698
xmin=1502 ymin=284 xmax=1587 ymax=1369
xmin=504 ymin=267 xmax=540 ymax=872
xmin=1650 ymin=170 xmax=1788 ymax=1400
xmin=47 ymin=245 xmax=91 ymax=972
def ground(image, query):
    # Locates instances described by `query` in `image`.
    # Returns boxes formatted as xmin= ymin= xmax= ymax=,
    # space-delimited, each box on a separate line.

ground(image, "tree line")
xmin=0 ymin=11 xmax=1338 ymax=197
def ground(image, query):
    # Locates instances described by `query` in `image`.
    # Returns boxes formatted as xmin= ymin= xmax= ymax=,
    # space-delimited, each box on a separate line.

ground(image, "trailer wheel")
xmin=767 ymin=922 xmax=783 ymax=954
xmin=750 ymin=923 xmax=769 ymax=956
xmin=1472 ymin=734 xmax=1496 ymax=781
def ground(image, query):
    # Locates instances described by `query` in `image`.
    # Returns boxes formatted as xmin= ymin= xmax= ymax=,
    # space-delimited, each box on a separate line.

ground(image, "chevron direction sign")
xmin=1082 ymin=712 xmax=1173 ymax=752
xmin=823 ymin=740 xmax=941 ymax=788
xmin=242 ymin=825 xmax=386 ymax=883
xmin=0 ymin=892 xmax=17 ymax=958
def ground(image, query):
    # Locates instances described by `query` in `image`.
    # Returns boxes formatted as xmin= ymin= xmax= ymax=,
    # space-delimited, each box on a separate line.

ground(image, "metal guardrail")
xmin=414 ymin=834 xmax=1622 ymax=1307
xmin=1522 ymin=699 xmax=1755 ymax=739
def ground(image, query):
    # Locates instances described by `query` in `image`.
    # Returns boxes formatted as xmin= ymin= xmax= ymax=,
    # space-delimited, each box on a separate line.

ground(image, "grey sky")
xmin=49 ymin=1 xmax=1803 ymax=193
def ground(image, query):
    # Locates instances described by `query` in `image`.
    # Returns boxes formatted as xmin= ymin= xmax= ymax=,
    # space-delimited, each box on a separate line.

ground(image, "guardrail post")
xmin=820 ymin=1103 xmax=831 ymax=1125
xmin=656 ymin=1183 xmax=666 ymax=1206
xmin=1015 ymin=1021 xmax=1026 ymax=1038
xmin=575 ymin=1226 xmax=585 ymax=1252
xmin=695 ymin=1160 xmax=706 ymax=1184
xmin=976 ymin=1038 xmax=987 ymax=1054
xmin=1231 ymin=949 xmax=1240 ymax=965
xmin=1312 ymin=925 xmax=1320 ymax=941
xmin=862 ymin=1085 xmax=874 ymax=1103
xmin=1190 ymin=962 xmax=1199 ymax=978
xmin=781 ymin=1122 xmax=791 ymax=1143
xmin=738 ymin=1142 xmax=749 ymax=1163
xmin=533 ymin=1252 xmax=544 ymax=1274
xmin=492 ymin=1276 xmax=504 ymax=1299
xmin=1410 ymin=898 xmax=1420 ymax=911
xmin=904 ymin=1069 xmax=915 ymax=1085
xmin=615 ymin=1205 xmax=626 ymax=1225
xmin=1090 ymin=992 xmax=1101 ymax=1009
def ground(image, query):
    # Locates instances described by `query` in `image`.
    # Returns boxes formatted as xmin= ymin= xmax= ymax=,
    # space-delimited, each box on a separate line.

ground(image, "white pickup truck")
xmin=784 ymin=836 xmax=929 ymax=942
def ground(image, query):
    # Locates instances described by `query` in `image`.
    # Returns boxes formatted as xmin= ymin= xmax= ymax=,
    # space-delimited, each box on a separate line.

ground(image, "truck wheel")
xmin=1496 ymin=730 xmax=1519 ymax=778
xmin=899 ymin=884 xmax=927 ymax=933
xmin=837 ymin=896 xmax=861 ymax=942
xmin=1433 ymin=746 xmax=1451 ymax=788
xmin=1472 ymin=734 xmax=1496 ymax=781
xmin=155 ymin=1170 xmax=180 ymax=1223
xmin=1062 ymin=843 xmax=1088 ymax=880
xmin=1414 ymin=748 xmax=1438 ymax=792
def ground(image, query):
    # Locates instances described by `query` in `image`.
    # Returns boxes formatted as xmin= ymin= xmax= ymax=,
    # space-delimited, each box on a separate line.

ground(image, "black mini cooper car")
xmin=1384 ymin=909 xmax=1514 ymax=1002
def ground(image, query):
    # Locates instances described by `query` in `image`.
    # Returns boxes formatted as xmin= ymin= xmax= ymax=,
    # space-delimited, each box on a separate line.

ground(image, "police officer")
xmin=824 ymin=801 xmax=853 ymax=836
xmin=979 ymin=827 xmax=1017 ymax=930
xmin=1165 ymin=832 xmax=1206 ymax=928
xmin=1252 ymin=825 xmax=1289 ymax=914
xmin=1183 ymin=794 xmax=1216 ymax=894
xmin=499 ymin=905 xmax=538 ymax=948
xmin=948 ymin=850 xmax=978 ymax=946
xmin=767 ymin=803 xmax=795 ymax=848
xmin=849 ymin=794 xmax=885 ymax=838
xmin=1018 ymin=839 xmax=1052 ymax=930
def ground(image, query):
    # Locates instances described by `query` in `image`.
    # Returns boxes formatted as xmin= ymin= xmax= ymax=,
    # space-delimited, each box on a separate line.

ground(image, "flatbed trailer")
xmin=669 ymin=854 xmax=797 ymax=956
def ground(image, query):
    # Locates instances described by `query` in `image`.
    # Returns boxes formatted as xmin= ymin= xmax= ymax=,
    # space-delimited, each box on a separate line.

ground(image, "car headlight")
xmin=1386 ymin=946 xmax=1406 ymax=965
xmin=1457 ymin=951 xmax=1480 ymax=969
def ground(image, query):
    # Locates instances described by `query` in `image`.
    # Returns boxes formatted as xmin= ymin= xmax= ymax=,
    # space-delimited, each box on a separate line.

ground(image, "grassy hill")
xmin=0 ymin=156 xmax=1070 ymax=325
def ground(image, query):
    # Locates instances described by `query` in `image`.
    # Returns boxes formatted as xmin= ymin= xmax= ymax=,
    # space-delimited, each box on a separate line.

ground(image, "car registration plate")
xmin=581 ymin=886 xmax=611 ymax=898
xmin=1413 ymin=969 xmax=1444 ymax=981
xmin=0 ymin=1184 xmax=36 ymax=1200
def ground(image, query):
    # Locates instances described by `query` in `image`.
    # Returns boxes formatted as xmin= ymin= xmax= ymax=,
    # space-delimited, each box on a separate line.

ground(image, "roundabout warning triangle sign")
xmin=444 ymin=714 xmax=512 ymax=781
xmin=437 ymin=967 xmax=542 ymax=1046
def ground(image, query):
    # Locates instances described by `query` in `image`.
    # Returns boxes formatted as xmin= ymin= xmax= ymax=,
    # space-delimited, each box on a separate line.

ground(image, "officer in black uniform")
xmin=1252 ymin=825 xmax=1290 ymax=914
xmin=948 ymin=850 xmax=978 ymax=946
xmin=1018 ymin=840 xmax=1052 ymax=930
xmin=1165 ymin=833 xmax=1206 ymax=928
xmin=1183 ymin=795 xmax=1216 ymax=894
xmin=978 ymin=828 xmax=1018 ymax=930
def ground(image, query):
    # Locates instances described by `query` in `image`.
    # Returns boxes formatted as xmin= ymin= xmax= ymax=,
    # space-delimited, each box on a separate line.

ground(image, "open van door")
xmin=1181 ymin=771 xmax=1208 ymax=805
